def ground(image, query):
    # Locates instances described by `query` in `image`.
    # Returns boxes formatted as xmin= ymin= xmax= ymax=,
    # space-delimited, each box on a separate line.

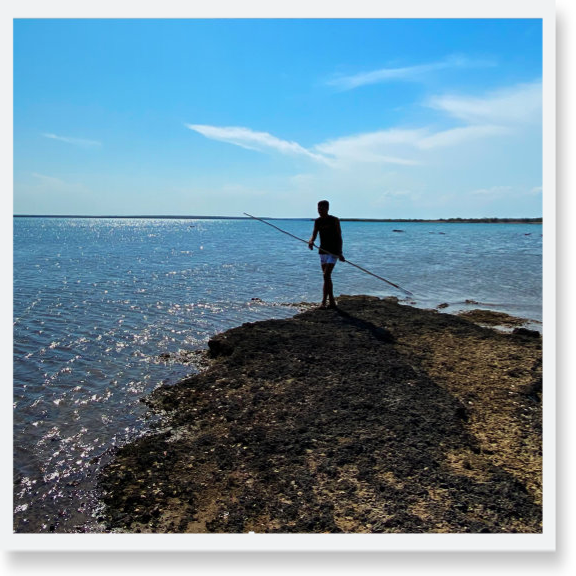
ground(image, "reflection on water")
xmin=13 ymin=218 xmax=542 ymax=532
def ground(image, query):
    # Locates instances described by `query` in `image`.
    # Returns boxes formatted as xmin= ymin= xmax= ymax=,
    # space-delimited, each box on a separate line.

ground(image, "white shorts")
xmin=320 ymin=253 xmax=338 ymax=265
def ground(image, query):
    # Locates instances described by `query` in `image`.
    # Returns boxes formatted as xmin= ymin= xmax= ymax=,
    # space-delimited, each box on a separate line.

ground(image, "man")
xmin=308 ymin=200 xmax=345 ymax=309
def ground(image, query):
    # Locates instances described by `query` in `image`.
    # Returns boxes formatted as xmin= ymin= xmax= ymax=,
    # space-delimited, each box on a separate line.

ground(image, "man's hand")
xmin=339 ymin=254 xmax=346 ymax=262
xmin=308 ymin=242 xmax=314 ymax=250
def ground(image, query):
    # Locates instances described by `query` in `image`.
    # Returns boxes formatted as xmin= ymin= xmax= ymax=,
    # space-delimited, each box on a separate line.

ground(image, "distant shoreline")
xmin=13 ymin=215 xmax=543 ymax=224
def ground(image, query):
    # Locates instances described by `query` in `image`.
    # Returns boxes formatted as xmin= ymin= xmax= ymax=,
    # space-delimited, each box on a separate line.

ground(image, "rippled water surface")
xmin=13 ymin=217 xmax=542 ymax=532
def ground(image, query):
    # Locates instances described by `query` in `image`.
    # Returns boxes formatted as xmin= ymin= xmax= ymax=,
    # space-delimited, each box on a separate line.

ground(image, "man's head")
xmin=317 ymin=200 xmax=329 ymax=216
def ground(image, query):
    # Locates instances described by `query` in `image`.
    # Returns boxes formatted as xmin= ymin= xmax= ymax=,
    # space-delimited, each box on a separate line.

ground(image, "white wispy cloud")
xmin=186 ymin=81 xmax=541 ymax=173
xmin=417 ymin=124 xmax=511 ymax=149
xmin=187 ymin=123 xmax=424 ymax=167
xmin=186 ymin=122 xmax=509 ymax=169
xmin=375 ymin=189 xmax=414 ymax=201
xmin=313 ymin=129 xmax=424 ymax=165
xmin=470 ymin=185 xmax=514 ymax=196
xmin=31 ymin=172 xmax=65 ymax=185
xmin=185 ymin=124 xmax=330 ymax=164
xmin=468 ymin=185 xmax=543 ymax=200
xmin=426 ymin=81 xmax=542 ymax=125
xmin=42 ymin=133 xmax=102 ymax=148
xmin=326 ymin=55 xmax=495 ymax=91
xmin=312 ymin=122 xmax=513 ymax=161
xmin=29 ymin=172 xmax=90 ymax=195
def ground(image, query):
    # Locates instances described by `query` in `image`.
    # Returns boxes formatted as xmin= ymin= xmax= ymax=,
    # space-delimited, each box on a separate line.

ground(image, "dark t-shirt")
xmin=315 ymin=215 xmax=342 ymax=255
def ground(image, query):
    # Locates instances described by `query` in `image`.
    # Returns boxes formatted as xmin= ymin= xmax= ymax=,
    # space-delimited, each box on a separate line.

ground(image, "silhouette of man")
xmin=308 ymin=200 xmax=345 ymax=309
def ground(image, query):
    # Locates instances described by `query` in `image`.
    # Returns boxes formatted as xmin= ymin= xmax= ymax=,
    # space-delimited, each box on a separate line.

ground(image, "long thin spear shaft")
xmin=244 ymin=212 xmax=413 ymax=296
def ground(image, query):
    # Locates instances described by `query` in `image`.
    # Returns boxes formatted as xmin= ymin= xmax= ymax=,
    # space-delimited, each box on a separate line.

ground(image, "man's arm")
xmin=308 ymin=222 xmax=318 ymax=250
xmin=336 ymin=219 xmax=345 ymax=261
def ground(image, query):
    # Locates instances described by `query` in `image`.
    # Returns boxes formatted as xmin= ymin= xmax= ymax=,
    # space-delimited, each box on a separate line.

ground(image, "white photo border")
xmin=5 ymin=0 xmax=556 ymax=553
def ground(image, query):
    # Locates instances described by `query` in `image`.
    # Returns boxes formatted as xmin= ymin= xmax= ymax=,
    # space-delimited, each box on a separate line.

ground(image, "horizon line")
xmin=13 ymin=214 xmax=543 ymax=222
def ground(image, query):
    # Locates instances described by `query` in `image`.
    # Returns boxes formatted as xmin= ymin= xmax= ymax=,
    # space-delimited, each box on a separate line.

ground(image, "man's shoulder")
xmin=316 ymin=215 xmax=339 ymax=224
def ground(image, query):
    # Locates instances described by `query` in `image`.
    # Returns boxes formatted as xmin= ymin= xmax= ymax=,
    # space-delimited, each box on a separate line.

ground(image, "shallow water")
xmin=13 ymin=217 xmax=542 ymax=532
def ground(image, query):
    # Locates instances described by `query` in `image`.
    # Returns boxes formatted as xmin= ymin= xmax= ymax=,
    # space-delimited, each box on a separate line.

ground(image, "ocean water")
xmin=13 ymin=217 xmax=543 ymax=532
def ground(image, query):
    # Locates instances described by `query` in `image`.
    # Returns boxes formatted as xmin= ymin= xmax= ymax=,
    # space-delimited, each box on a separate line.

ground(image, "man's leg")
xmin=322 ymin=263 xmax=336 ymax=307
xmin=321 ymin=263 xmax=328 ymax=306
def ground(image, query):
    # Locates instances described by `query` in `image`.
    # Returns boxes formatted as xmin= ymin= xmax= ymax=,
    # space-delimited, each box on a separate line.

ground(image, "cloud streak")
xmin=186 ymin=81 xmax=541 ymax=171
xmin=417 ymin=124 xmax=511 ymax=149
xmin=31 ymin=172 xmax=65 ymax=185
xmin=187 ymin=124 xmax=421 ymax=167
xmin=314 ymin=129 xmax=425 ymax=165
xmin=29 ymin=172 xmax=90 ymax=195
xmin=470 ymin=185 xmax=514 ymax=196
xmin=426 ymin=81 xmax=542 ymax=125
xmin=185 ymin=124 xmax=330 ymax=164
xmin=326 ymin=55 xmax=496 ymax=91
xmin=42 ymin=133 xmax=102 ymax=148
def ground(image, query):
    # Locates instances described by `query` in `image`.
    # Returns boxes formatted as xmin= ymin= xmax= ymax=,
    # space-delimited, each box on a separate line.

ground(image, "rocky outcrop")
xmin=98 ymin=296 xmax=542 ymax=533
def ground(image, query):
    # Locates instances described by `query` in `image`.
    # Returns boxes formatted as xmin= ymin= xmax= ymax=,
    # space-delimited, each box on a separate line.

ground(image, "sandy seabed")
xmin=98 ymin=295 xmax=542 ymax=534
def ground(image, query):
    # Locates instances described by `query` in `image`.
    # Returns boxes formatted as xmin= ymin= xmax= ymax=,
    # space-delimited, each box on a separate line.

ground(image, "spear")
xmin=244 ymin=212 xmax=413 ymax=297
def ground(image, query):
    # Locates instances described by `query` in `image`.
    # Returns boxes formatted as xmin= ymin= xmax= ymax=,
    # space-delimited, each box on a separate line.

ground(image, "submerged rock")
xmin=512 ymin=327 xmax=541 ymax=338
xmin=457 ymin=309 xmax=528 ymax=327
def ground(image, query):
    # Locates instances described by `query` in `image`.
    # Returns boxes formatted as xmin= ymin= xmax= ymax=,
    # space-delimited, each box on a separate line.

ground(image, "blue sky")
xmin=13 ymin=18 xmax=543 ymax=218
